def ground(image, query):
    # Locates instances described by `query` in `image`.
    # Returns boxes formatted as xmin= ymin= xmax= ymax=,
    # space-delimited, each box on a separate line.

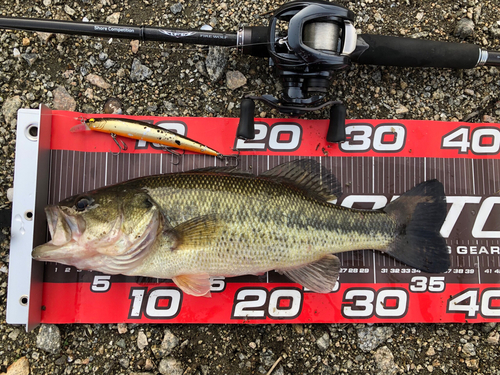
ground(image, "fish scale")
xmin=126 ymin=172 xmax=397 ymax=278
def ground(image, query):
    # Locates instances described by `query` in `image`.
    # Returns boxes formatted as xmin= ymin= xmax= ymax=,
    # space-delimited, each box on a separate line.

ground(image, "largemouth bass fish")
xmin=32 ymin=160 xmax=450 ymax=296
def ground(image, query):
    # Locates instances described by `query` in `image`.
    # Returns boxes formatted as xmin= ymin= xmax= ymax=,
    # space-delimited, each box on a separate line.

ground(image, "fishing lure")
xmin=71 ymin=117 xmax=227 ymax=159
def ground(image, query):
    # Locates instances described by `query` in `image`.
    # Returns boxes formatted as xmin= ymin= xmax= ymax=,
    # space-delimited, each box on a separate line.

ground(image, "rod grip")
xmin=353 ymin=34 xmax=480 ymax=69
xmin=236 ymin=99 xmax=255 ymax=140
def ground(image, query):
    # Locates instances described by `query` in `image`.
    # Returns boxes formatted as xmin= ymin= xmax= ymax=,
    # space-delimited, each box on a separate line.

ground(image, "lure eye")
xmin=75 ymin=197 xmax=92 ymax=212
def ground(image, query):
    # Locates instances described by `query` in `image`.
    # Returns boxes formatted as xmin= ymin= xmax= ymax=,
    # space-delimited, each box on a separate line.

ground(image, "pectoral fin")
xmin=168 ymin=215 xmax=222 ymax=250
xmin=278 ymin=254 xmax=340 ymax=293
xmin=173 ymin=274 xmax=212 ymax=297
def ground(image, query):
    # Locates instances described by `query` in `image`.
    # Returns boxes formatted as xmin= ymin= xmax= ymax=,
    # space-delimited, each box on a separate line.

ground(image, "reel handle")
xmin=352 ymin=34 xmax=485 ymax=69
xmin=326 ymin=103 xmax=346 ymax=143
xmin=236 ymin=99 xmax=256 ymax=140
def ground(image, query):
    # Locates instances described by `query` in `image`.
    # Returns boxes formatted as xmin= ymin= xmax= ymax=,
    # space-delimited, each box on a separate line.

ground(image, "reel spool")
xmin=237 ymin=0 xmax=356 ymax=142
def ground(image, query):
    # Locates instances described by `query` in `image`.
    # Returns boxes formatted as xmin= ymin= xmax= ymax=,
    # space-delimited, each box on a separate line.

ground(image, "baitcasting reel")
xmin=237 ymin=0 xmax=356 ymax=142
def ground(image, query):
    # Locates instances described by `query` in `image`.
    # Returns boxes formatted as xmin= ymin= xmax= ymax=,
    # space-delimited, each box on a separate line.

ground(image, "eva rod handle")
xmin=326 ymin=103 xmax=346 ymax=143
xmin=236 ymin=99 xmax=255 ymax=140
xmin=353 ymin=34 xmax=481 ymax=69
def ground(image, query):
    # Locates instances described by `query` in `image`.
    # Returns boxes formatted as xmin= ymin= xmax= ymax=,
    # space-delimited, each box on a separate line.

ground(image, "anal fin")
xmin=278 ymin=254 xmax=340 ymax=293
xmin=173 ymin=274 xmax=211 ymax=297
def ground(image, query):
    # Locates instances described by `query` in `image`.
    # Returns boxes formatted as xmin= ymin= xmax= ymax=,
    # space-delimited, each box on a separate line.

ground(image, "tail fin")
xmin=383 ymin=180 xmax=450 ymax=273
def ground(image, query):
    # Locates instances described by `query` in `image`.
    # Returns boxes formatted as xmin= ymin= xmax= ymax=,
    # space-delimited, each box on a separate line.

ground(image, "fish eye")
xmin=75 ymin=197 xmax=92 ymax=212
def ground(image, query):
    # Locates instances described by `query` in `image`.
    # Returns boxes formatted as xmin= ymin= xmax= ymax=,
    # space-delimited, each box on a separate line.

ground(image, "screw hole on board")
xmin=20 ymin=295 xmax=28 ymax=306
xmin=25 ymin=124 xmax=39 ymax=141
xmin=24 ymin=210 xmax=33 ymax=221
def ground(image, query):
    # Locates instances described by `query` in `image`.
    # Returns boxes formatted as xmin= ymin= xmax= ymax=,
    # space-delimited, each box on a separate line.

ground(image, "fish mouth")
xmin=32 ymin=205 xmax=86 ymax=261
xmin=46 ymin=205 xmax=85 ymax=244
xmin=32 ymin=240 xmax=81 ymax=261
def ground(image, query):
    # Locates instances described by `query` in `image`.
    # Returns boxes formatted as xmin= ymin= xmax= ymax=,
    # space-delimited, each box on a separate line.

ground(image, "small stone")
xmin=170 ymin=3 xmax=183 ymax=14
xmin=395 ymin=104 xmax=409 ymax=114
xmin=195 ymin=60 xmax=207 ymax=77
xmin=116 ymin=338 xmax=127 ymax=349
xmin=145 ymin=358 xmax=154 ymax=370
xmin=293 ymin=325 xmax=304 ymax=335
xmin=465 ymin=358 xmax=479 ymax=369
xmin=104 ymin=98 xmax=123 ymax=114
xmin=84 ymin=88 xmax=94 ymax=99
xmin=462 ymin=342 xmax=476 ymax=357
xmin=37 ymin=32 xmax=52 ymax=43
xmin=455 ymin=18 xmax=475 ymax=39
xmin=249 ymin=342 xmax=257 ymax=349
xmin=52 ymin=86 xmax=76 ymax=111
xmin=357 ymin=326 xmax=393 ymax=352
xmin=161 ymin=329 xmax=179 ymax=354
xmin=226 ymin=71 xmax=247 ymax=90
xmin=316 ymin=333 xmax=331 ymax=351
xmin=131 ymin=40 xmax=140 ymax=54
xmin=104 ymin=59 xmax=116 ymax=69
xmin=117 ymin=323 xmax=127 ymax=334
xmin=426 ymin=346 xmax=436 ymax=356
xmin=260 ymin=349 xmax=275 ymax=367
xmin=482 ymin=322 xmax=497 ymax=333
xmin=486 ymin=331 xmax=499 ymax=345
xmin=130 ymin=58 xmax=153 ymax=82
xmin=106 ymin=12 xmax=121 ymax=24
xmin=374 ymin=346 xmax=398 ymax=374
xmin=21 ymin=53 xmax=38 ymax=67
xmin=119 ymin=358 xmax=130 ymax=369
xmin=206 ymin=46 xmax=228 ymax=82
xmin=158 ymin=357 xmax=183 ymax=375
xmin=483 ymin=114 xmax=496 ymax=123
xmin=85 ymin=74 xmax=111 ymax=89
xmin=138 ymin=331 xmax=148 ymax=350
xmin=2 ymin=95 xmax=22 ymax=124
xmin=8 ymin=328 xmax=20 ymax=341
xmin=13 ymin=48 xmax=21 ymax=58
xmin=64 ymin=5 xmax=75 ymax=16
xmin=62 ymin=70 xmax=74 ymax=79
xmin=490 ymin=26 xmax=500 ymax=38
xmin=43 ymin=0 xmax=51 ymax=5
xmin=98 ymin=52 xmax=108 ymax=61
xmin=36 ymin=324 xmax=61 ymax=354
xmin=3 ymin=356 xmax=29 ymax=375
xmin=54 ymin=356 xmax=66 ymax=366
xmin=372 ymin=70 xmax=382 ymax=82
xmin=22 ymin=38 xmax=30 ymax=46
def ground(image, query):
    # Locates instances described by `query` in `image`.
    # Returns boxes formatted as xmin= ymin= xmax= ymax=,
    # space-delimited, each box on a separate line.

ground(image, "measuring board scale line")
xmin=38 ymin=281 xmax=500 ymax=324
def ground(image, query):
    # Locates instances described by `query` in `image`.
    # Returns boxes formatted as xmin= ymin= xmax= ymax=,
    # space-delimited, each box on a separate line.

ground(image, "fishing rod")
xmin=1 ymin=0 xmax=500 ymax=143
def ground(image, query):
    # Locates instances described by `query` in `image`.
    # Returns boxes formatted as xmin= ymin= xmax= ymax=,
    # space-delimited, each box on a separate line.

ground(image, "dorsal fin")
xmin=261 ymin=159 xmax=342 ymax=202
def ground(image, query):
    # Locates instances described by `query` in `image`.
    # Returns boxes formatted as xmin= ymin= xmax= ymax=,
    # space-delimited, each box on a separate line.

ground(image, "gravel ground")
xmin=1 ymin=0 xmax=500 ymax=374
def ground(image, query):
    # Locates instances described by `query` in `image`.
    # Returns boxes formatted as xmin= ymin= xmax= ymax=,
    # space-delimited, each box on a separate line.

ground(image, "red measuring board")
xmin=40 ymin=111 xmax=500 ymax=323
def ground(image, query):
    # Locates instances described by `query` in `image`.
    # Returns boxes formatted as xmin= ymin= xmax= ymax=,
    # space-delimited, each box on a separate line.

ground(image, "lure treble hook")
xmin=221 ymin=154 xmax=240 ymax=167
xmin=110 ymin=133 xmax=128 ymax=156
xmin=161 ymin=146 xmax=183 ymax=165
